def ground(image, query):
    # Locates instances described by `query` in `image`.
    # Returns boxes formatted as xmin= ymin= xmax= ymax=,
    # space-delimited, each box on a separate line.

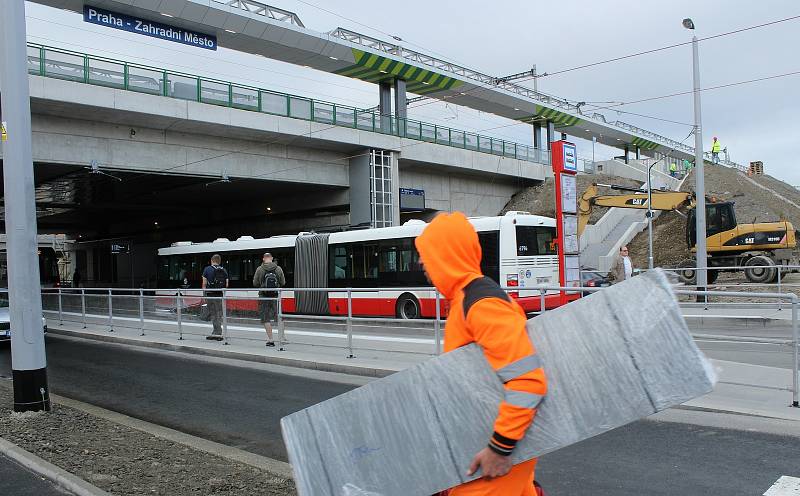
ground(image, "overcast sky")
xmin=24 ymin=0 xmax=800 ymax=184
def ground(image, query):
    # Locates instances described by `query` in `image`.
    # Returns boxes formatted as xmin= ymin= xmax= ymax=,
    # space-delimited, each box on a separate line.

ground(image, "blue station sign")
xmin=84 ymin=6 xmax=217 ymax=51
xmin=399 ymin=188 xmax=425 ymax=212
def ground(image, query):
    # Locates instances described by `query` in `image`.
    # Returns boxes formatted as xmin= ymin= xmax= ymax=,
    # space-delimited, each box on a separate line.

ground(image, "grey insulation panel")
xmin=281 ymin=270 xmax=715 ymax=496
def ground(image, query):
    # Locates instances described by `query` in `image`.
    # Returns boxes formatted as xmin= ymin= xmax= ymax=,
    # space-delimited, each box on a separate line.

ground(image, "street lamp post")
xmin=647 ymin=161 xmax=656 ymax=269
xmin=1 ymin=0 xmax=50 ymax=412
xmin=683 ymin=18 xmax=708 ymax=301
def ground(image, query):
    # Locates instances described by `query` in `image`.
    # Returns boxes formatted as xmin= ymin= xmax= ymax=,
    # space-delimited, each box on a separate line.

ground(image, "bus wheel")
xmin=744 ymin=256 xmax=776 ymax=284
xmin=396 ymin=294 xmax=421 ymax=320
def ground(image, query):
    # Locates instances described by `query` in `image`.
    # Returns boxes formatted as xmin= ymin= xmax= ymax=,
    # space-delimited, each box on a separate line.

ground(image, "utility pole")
xmin=1 ymin=0 xmax=50 ymax=412
xmin=684 ymin=18 xmax=708 ymax=301
xmin=647 ymin=161 xmax=655 ymax=270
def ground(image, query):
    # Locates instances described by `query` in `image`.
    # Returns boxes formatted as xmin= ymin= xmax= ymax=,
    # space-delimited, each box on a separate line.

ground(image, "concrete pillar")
xmin=533 ymin=122 xmax=542 ymax=150
xmin=635 ymin=146 xmax=641 ymax=160
xmin=348 ymin=150 xmax=372 ymax=228
xmin=546 ymin=121 xmax=555 ymax=150
xmin=624 ymin=145 xmax=630 ymax=164
xmin=379 ymin=81 xmax=392 ymax=134
xmin=393 ymin=79 xmax=407 ymax=137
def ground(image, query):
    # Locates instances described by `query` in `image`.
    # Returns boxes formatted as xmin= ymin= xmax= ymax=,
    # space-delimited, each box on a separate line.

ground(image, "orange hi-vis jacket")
xmin=415 ymin=212 xmax=547 ymax=457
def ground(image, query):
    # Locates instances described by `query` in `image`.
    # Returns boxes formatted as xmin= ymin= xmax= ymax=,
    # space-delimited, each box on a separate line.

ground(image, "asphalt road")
xmin=0 ymin=453 xmax=71 ymax=496
xmin=0 ymin=336 xmax=358 ymax=460
xmin=1 ymin=336 xmax=798 ymax=496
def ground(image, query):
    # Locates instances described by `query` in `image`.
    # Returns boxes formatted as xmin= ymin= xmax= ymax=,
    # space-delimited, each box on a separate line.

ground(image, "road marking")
xmin=764 ymin=476 xmax=800 ymax=495
xmin=44 ymin=310 xmax=434 ymax=344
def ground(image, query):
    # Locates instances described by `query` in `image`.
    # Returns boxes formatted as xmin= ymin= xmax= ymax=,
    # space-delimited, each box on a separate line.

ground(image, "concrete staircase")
xmin=580 ymin=169 xmax=684 ymax=273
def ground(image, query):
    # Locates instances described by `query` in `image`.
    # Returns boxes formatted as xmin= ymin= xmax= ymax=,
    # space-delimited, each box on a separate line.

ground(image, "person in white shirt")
xmin=609 ymin=245 xmax=634 ymax=284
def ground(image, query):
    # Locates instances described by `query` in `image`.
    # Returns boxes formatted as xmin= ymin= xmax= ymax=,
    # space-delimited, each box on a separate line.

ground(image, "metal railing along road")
xmin=5 ymin=282 xmax=796 ymax=407
xmin=658 ymin=264 xmax=800 ymax=300
xmin=24 ymin=43 xmax=548 ymax=166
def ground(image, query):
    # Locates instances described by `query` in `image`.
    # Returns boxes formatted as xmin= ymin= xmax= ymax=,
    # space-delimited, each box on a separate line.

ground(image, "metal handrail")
xmin=25 ymin=43 xmax=547 ymax=165
xmin=24 ymin=282 xmax=800 ymax=406
xmin=212 ymin=0 xmax=304 ymax=27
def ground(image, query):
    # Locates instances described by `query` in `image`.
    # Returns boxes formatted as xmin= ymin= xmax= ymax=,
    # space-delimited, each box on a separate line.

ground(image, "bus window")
xmin=379 ymin=246 xmax=397 ymax=273
xmin=515 ymin=226 xmax=557 ymax=256
xmin=242 ymin=255 xmax=256 ymax=282
xmin=477 ymin=231 xmax=500 ymax=283
xmin=224 ymin=255 xmax=242 ymax=282
xmin=330 ymin=246 xmax=350 ymax=280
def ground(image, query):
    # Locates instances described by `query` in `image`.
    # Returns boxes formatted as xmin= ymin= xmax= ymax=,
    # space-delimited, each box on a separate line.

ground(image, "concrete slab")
xmin=281 ymin=271 xmax=715 ymax=496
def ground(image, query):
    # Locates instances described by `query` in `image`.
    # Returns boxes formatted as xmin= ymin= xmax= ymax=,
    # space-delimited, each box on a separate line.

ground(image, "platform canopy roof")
xmin=32 ymin=0 xmax=738 ymax=166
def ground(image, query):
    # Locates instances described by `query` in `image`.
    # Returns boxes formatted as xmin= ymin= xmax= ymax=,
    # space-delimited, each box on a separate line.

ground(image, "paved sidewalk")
xmin=47 ymin=320 xmax=427 ymax=377
xmin=47 ymin=319 xmax=800 ymax=423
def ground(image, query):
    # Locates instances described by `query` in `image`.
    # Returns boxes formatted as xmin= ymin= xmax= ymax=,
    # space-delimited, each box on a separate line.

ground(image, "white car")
xmin=0 ymin=297 xmax=47 ymax=342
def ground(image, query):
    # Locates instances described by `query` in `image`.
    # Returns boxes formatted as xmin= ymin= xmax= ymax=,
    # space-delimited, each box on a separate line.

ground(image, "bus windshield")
xmin=515 ymin=226 xmax=557 ymax=256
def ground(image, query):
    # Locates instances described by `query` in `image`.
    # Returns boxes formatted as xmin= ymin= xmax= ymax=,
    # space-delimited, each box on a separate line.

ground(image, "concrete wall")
xmin=16 ymin=75 xmax=546 ymax=183
xmin=399 ymin=168 xmax=525 ymax=217
xmin=26 ymin=114 xmax=349 ymax=187
xmin=592 ymin=159 xmax=680 ymax=190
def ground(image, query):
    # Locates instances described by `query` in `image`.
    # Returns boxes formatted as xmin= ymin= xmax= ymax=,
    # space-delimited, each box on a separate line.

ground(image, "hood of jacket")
xmin=261 ymin=261 xmax=278 ymax=272
xmin=414 ymin=212 xmax=482 ymax=299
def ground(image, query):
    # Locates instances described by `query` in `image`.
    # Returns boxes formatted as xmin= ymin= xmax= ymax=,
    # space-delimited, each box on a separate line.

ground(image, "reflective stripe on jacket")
xmin=415 ymin=212 xmax=547 ymax=456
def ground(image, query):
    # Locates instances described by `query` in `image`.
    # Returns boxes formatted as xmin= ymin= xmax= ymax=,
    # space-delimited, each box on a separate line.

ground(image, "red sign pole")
xmin=550 ymin=140 xmax=580 ymax=305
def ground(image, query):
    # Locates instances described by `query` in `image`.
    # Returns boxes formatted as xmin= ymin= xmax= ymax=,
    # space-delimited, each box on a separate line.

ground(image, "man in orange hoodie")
xmin=416 ymin=212 xmax=547 ymax=496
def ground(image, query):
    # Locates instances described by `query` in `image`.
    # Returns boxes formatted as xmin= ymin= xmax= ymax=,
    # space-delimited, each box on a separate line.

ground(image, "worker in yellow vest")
xmin=669 ymin=162 xmax=677 ymax=178
xmin=711 ymin=137 xmax=722 ymax=164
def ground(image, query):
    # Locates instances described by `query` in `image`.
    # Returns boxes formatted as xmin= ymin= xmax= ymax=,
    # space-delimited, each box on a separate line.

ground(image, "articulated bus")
xmin=156 ymin=212 xmax=565 ymax=318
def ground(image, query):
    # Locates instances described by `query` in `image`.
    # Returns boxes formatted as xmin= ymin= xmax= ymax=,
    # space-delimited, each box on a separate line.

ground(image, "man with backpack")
xmin=202 ymin=254 xmax=229 ymax=341
xmin=253 ymin=252 xmax=286 ymax=347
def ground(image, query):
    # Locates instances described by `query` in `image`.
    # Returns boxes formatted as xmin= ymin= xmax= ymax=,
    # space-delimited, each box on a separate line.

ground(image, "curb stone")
xmin=0 ymin=436 xmax=111 ymax=496
xmin=47 ymin=327 xmax=394 ymax=378
xmin=0 ymin=380 xmax=294 ymax=480
xmin=51 ymin=393 xmax=295 ymax=480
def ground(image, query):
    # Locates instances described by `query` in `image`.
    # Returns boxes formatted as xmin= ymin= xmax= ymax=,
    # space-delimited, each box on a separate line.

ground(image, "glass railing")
xmin=25 ymin=43 xmax=549 ymax=165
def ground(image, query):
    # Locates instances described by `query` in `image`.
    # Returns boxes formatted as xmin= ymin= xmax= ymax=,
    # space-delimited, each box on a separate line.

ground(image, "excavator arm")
xmin=578 ymin=184 xmax=694 ymax=236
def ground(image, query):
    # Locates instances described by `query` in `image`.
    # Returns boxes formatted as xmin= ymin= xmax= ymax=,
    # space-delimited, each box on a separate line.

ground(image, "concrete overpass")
xmin=1 ymin=43 xmax=545 ymax=286
xmin=28 ymin=0 xmax=744 ymax=168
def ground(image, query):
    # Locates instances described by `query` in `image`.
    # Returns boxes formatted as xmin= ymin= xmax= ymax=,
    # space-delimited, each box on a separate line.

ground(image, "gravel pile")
xmin=501 ymin=174 xmax=642 ymax=225
xmin=628 ymin=165 xmax=800 ymax=269
xmin=0 ymin=384 xmax=296 ymax=496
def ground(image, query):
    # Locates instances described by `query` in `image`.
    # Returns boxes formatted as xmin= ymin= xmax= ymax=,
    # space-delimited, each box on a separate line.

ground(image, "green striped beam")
xmin=630 ymin=136 xmax=659 ymax=150
xmin=334 ymin=49 xmax=463 ymax=95
xmin=516 ymin=106 xmax=582 ymax=127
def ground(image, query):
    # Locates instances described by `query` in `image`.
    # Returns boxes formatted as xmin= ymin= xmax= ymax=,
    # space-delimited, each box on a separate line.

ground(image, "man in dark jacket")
xmin=252 ymin=252 xmax=286 ymax=347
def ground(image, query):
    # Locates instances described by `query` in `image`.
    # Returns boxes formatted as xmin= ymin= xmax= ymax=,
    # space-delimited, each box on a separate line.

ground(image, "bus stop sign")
xmin=551 ymin=140 xmax=580 ymax=303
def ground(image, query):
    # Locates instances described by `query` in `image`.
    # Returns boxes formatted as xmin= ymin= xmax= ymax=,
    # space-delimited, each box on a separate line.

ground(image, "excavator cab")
xmin=686 ymin=202 xmax=738 ymax=249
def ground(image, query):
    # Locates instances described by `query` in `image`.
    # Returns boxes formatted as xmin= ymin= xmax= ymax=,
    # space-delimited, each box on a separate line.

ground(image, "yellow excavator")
xmin=579 ymin=183 xmax=799 ymax=283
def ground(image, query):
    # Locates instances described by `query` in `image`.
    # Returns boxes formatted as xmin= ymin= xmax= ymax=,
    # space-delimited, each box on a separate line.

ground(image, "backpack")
xmin=209 ymin=266 xmax=227 ymax=289
xmin=261 ymin=270 xmax=279 ymax=289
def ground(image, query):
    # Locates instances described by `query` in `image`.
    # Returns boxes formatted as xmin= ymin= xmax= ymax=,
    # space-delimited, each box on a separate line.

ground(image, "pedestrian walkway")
xmin=681 ymin=303 xmax=794 ymax=322
xmin=46 ymin=318 xmax=800 ymax=423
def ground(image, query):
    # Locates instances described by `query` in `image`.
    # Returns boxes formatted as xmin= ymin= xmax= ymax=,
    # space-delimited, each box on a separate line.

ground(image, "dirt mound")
xmin=502 ymin=174 xmax=641 ymax=224
xmin=628 ymin=165 xmax=800 ymax=268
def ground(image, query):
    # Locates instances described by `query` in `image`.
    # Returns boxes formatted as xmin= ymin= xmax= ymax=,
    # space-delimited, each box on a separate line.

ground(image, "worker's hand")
xmin=467 ymin=447 xmax=513 ymax=479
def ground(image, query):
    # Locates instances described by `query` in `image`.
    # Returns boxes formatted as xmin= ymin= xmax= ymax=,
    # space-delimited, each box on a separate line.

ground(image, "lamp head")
xmin=682 ymin=18 xmax=695 ymax=30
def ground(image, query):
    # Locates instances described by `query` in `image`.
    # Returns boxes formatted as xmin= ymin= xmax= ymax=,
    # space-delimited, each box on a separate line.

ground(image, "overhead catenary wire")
xmin=583 ymin=69 xmax=800 ymax=113
xmin=514 ymin=14 xmax=800 ymax=83
xmin=408 ymin=13 xmax=800 ymax=118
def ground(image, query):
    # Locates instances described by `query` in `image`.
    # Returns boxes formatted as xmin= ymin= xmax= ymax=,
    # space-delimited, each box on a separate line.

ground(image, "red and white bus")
xmin=156 ymin=212 xmax=567 ymax=318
